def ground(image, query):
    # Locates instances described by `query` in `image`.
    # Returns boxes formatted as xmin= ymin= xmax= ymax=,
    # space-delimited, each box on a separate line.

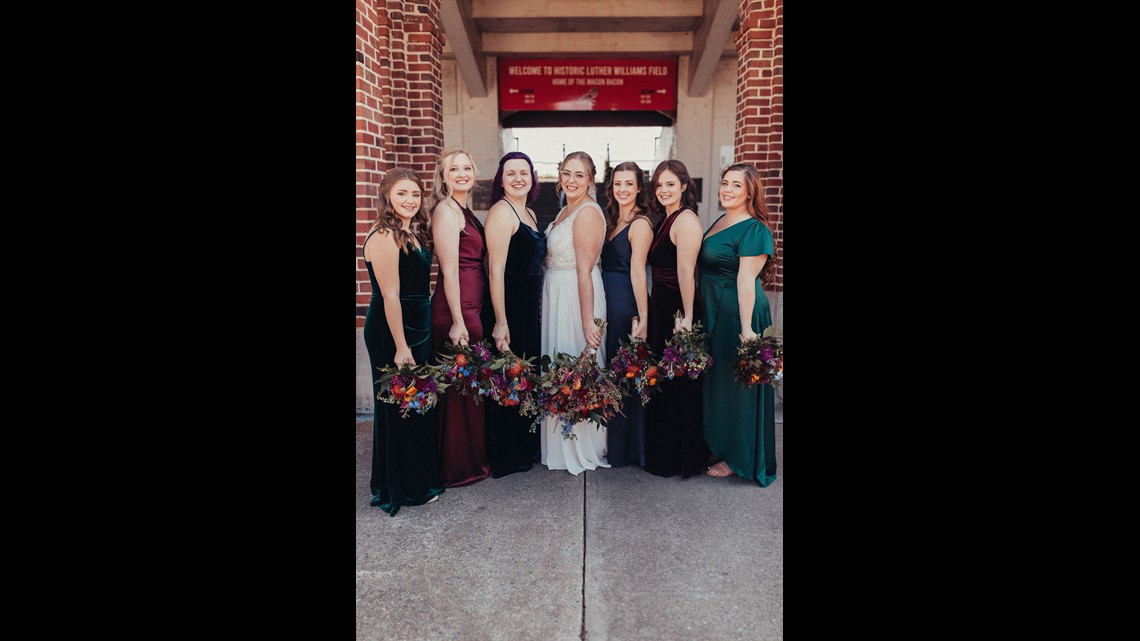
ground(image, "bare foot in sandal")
xmin=705 ymin=461 xmax=736 ymax=478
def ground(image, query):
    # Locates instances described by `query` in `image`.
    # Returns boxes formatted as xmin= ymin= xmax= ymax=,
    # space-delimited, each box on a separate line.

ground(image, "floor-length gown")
xmin=539 ymin=200 xmax=610 ymax=474
xmin=364 ymin=232 xmax=445 ymax=515
xmin=698 ymin=216 xmax=777 ymax=486
xmin=430 ymin=204 xmax=491 ymax=487
xmin=601 ymin=222 xmax=646 ymax=467
xmin=485 ymin=200 xmax=546 ymax=478
xmin=643 ymin=210 xmax=709 ymax=478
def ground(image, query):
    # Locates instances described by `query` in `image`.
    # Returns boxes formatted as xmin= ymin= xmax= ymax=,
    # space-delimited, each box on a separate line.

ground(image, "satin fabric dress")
xmin=539 ymin=200 xmax=610 ymax=474
xmin=485 ymin=200 xmax=547 ymax=478
xmin=364 ymin=231 xmax=445 ymax=515
xmin=430 ymin=204 xmax=492 ymax=487
xmin=601 ymin=222 xmax=647 ymax=467
xmin=643 ymin=210 xmax=710 ymax=478
xmin=698 ymin=216 xmax=777 ymax=486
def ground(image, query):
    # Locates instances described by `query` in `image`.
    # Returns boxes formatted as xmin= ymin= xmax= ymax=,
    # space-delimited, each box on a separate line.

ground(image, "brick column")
xmin=734 ymin=0 xmax=783 ymax=291
xmin=356 ymin=0 xmax=445 ymax=324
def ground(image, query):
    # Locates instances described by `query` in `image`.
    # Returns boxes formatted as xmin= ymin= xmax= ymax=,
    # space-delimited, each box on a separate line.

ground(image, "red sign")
xmin=498 ymin=58 xmax=677 ymax=111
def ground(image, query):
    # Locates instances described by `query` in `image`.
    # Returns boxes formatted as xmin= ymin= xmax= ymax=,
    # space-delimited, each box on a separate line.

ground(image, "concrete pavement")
xmin=356 ymin=399 xmax=783 ymax=640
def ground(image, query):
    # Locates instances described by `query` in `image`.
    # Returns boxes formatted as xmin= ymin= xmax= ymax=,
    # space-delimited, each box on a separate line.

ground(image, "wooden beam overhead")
xmin=473 ymin=0 xmax=703 ymax=19
xmin=440 ymin=0 xmax=488 ymax=97
xmin=688 ymin=0 xmax=737 ymax=97
xmin=483 ymin=31 xmax=694 ymax=56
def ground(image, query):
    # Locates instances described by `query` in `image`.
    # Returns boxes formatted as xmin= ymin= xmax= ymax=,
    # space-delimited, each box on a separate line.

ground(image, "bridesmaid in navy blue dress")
xmin=484 ymin=152 xmax=547 ymax=477
xmin=363 ymin=168 xmax=444 ymax=515
xmin=643 ymin=160 xmax=710 ymax=478
xmin=601 ymin=162 xmax=659 ymax=467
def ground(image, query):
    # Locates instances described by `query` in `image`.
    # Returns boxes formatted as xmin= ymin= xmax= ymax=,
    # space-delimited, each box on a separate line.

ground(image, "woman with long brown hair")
xmin=700 ymin=163 xmax=778 ymax=486
xmin=643 ymin=159 xmax=710 ymax=478
xmin=363 ymin=168 xmax=444 ymax=515
xmin=600 ymin=161 xmax=658 ymax=467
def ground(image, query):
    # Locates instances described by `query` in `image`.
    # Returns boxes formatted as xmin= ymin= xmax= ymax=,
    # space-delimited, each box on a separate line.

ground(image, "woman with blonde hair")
xmin=539 ymin=151 xmax=609 ymax=474
xmin=429 ymin=147 xmax=492 ymax=487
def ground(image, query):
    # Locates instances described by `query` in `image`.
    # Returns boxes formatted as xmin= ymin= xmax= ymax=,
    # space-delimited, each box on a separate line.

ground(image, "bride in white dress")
xmin=540 ymin=151 xmax=610 ymax=474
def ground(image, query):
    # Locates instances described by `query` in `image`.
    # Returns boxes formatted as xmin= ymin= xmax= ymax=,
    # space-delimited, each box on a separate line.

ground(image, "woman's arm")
xmin=628 ymin=217 xmax=653 ymax=340
xmin=431 ymin=203 xmax=468 ymax=345
xmin=573 ymin=205 xmax=606 ymax=348
xmin=735 ymin=254 xmax=768 ymax=341
xmin=671 ymin=210 xmax=703 ymax=332
xmin=484 ymin=201 xmax=519 ymax=351
xmin=366 ymin=231 xmax=415 ymax=365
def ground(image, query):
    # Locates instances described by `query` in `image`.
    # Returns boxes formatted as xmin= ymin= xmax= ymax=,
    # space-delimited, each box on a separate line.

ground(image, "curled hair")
xmin=603 ymin=161 xmax=659 ymax=237
xmin=370 ymin=168 xmax=433 ymax=254
xmin=721 ymin=163 xmax=778 ymax=287
xmin=650 ymin=159 xmax=699 ymax=219
xmin=429 ymin=147 xmax=478 ymax=215
xmin=555 ymin=151 xmax=597 ymax=200
xmin=490 ymin=152 xmax=541 ymax=205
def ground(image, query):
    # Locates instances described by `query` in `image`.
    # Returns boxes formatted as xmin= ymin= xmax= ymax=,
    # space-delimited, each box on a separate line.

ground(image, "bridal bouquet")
xmin=659 ymin=311 xmax=713 ymax=380
xmin=608 ymin=318 xmax=662 ymax=406
xmin=527 ymin=319 xmax=624 ymax=439
xmin=735 ymin=326 xmax=783 ymax=386
xmin=375 ymin=363 xmax=450 ymax=418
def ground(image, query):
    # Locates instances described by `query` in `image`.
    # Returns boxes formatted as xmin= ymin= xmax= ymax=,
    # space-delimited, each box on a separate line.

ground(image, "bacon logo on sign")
xmin=498 ymin=59 xmax=678 ymax=112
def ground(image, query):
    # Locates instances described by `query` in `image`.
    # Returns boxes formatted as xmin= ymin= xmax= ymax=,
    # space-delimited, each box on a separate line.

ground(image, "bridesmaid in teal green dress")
xmin=363 ymin=168 xmax=445 ymax=515
xmin=699 ymin=164 xmax=779 ymax=486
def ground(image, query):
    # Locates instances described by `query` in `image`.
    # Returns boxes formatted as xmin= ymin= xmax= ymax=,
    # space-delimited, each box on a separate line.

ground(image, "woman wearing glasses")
xmin=539 ymin=151 xmax=610 ymax=474
xmin=484 ymin=152 xmax=546 ymax=478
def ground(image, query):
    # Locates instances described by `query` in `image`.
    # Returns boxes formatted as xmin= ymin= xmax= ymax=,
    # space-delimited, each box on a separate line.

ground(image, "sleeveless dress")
xmin=539 ymin=200 xmax=610 ymax=474
xmin=601 ymin=222 xmax=647 ymax=467
xmin=485 ymin=200 xmax=547 ymax=478
xmin=430 ymin=203 xmax=491 ymax=487
xmin=699 ymin=216 xmax=777 ymax=486
xmin=363 ymin=230 xmax=445 ymax=515
xmin=643 ymin=210 xmax=709 ymax=478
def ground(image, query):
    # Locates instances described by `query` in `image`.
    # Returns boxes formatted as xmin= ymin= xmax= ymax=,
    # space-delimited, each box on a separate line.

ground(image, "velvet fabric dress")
xmin=643 ymin=210 xmax=709 ymax=478
xmin=698 ymin=216 xmax=777 ymax=486
xmin=364 ymin=231 xmax=445 ymax=515
xmin=430 ymin=204 xmax=492 ymax=487
xmin=485 ymin=200 xmax=547 ymax=477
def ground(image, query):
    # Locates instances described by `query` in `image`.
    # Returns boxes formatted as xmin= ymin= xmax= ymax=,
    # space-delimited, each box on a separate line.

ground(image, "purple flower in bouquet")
xmin=608 ymin=333 xmax=662 ymax=406
xmin=734 ymin=326 xmax=783 ymax=387
xmin=659 ymin=311 xmax=713 ymax=380
xmin=375 ymin=363 xmax=451 ymax=418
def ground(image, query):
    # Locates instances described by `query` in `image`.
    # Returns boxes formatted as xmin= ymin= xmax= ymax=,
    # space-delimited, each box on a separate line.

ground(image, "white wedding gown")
xmin=540 ymin=200 xmax=610 ymax=474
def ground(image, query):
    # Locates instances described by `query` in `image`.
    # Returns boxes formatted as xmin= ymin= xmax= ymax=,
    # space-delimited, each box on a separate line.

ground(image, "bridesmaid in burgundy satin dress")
xmin=644 ymin=160 xmax=710 ymax=478
xmin=429 ymin=148 xmax=492 ymax=487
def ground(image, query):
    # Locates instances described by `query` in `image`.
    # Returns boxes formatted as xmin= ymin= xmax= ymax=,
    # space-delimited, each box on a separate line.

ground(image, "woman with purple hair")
xmin=483 ymin=152 xmax=547 ymax=477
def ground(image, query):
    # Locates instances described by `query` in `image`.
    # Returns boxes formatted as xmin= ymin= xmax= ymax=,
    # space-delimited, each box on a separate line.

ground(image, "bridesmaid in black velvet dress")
xmin=643 ymin=160 xmax=710 ymax=478
xmin=484 ymin=152 xmax=547 ymax=478
xmin=363 ymin=168 xmax=444 ymax=515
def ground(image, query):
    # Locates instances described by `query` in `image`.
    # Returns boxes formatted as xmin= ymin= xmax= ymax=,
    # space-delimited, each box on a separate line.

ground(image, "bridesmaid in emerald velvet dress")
xmin=363 ymin=168 xmax=444 ymax=515
xmin=643 ymin=160 xmax=710 ymax=478
xmin=601 ymin=162 xmax=658 ymax=467
xmin=429 ymin=147 xmax=492 ymax=487
xmin=484 ymin=152 xmax=546 ymax=477
xmin=700 ymin=163 xmax=778 ymax=486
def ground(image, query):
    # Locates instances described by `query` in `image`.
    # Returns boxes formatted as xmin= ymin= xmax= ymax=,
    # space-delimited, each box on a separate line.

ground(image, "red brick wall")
xmin=734 ymin=0 xmax=783 ymax=291
xmin=357 ymin=0 xmax=445 ymax=326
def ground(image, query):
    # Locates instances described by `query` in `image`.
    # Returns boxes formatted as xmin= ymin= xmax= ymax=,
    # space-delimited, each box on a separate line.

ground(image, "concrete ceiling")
xmin=440 ymin=0 xmax=739 ymax=99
